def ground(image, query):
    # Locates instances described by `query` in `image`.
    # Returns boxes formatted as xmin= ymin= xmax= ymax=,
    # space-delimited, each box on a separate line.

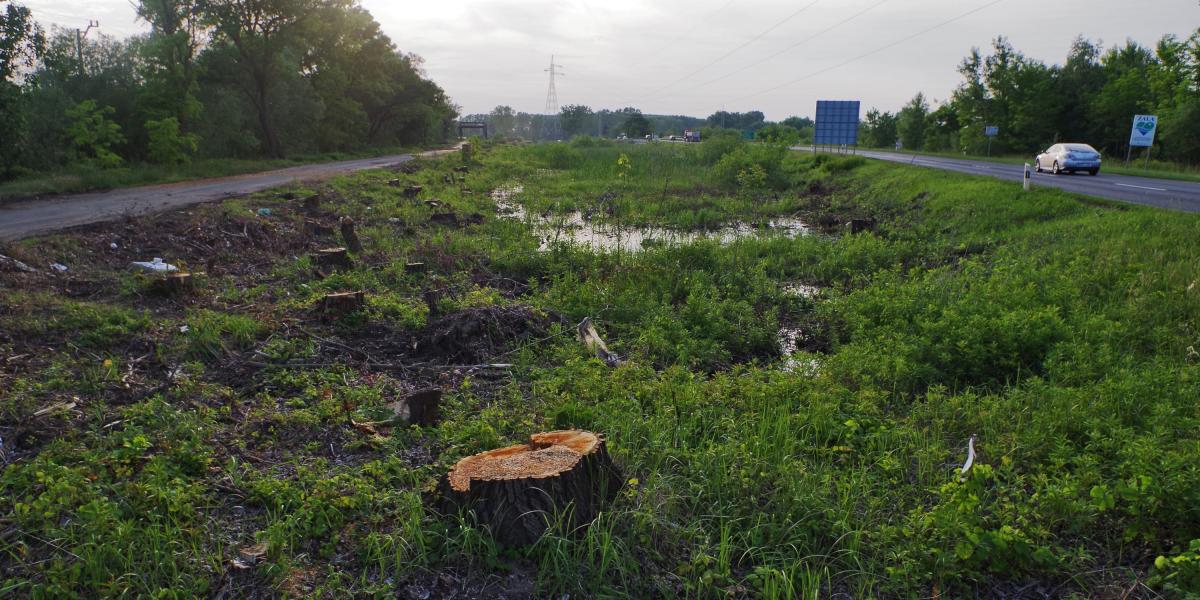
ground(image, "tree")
xmin=897 ymin=93 xmax=929 ymax=151
xmin=782 ymin=116 xmax=814 ymax=130
xmin=620 ymin=110 xmax=651 ymax=138
xmin=0 ymin=2 xmax=45 ymax=178
xmin=861 ymin=109 xmax=897 ymax=148
xmin=66 ymin=99 xmax=125 ymax=167
xmin=136 ymin=0 xmax=206 ymax=130
xmin=559 ymin=104 xmax=593 ymax=138
xmin=199 ymin=0 xmax=322 ymax=157
xmin=146 ymin=116 xmax=199 ymax=164
xmin=489 ymin=105 xmax=516 ymax=137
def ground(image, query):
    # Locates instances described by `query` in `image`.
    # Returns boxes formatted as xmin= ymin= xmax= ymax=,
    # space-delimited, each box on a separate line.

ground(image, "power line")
xmin=688 ymin=0 xmax=892 ymax=91
xmin=627 ymin=0 xmax=820 ymax=104
xmin=728 ymin=0 xmax=1008 ymax=105
xmin=641 ymin=0 xmax=738 ymax=63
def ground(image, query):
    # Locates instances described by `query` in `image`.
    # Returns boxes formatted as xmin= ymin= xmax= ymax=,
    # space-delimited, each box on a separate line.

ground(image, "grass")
xmin=0 ymin=146 xmax=422 ymax=203
xmin=1 ymin=135 xmax=1199 ymax=598
xmin=859 ymin=146 xmax=1200 ymax=182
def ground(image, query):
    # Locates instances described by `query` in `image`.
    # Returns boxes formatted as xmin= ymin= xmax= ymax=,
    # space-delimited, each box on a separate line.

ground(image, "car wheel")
xmin=1052 ymin=161 xmax=1061 ymax=175
xmin=1089 ymin=169 xmax=1099 ymax=176
xmin=1034 ymin=159 xmax=1042 ymax=173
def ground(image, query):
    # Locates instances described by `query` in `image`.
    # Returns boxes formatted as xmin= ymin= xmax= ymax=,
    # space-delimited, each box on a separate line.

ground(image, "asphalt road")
xmin=0 ymin=147 xmax=459 ymax=242
xmin=810 ymin=148 xmax=1200 ymax=212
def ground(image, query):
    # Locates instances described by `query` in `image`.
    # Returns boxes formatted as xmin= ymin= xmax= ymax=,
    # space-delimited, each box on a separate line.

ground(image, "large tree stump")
xmin=339 ymin=217 xmax=364 ymax=253
xmin=444 ymin=430 xmax=622 ymax=546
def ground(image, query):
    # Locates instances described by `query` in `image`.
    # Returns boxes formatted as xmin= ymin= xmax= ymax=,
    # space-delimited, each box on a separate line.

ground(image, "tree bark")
xmin=443 ymin=430 xmax=622 ymax=546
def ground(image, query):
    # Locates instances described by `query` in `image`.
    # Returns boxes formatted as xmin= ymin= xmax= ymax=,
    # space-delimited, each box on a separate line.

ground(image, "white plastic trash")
xmin=130 ymin=257 xmax=178 ymax=273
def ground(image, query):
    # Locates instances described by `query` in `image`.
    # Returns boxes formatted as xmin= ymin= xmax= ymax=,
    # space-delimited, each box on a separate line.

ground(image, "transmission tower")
xmin=544 ymin=55 xmax=564 ymax=114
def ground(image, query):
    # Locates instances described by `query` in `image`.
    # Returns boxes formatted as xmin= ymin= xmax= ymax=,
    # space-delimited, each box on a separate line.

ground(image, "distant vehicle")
xmin=683 ymin=129 xmax=701 ymax=142
xmin=1035 ymin=143 xmax=1101 ymax=175
xmin=667 ymin=135 xmax=681 ymax=141
xmin=617 ymin=133 xmax=627 ymax=140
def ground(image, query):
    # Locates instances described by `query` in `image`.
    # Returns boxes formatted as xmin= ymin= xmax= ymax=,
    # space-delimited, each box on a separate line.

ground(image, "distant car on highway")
xmin=1035 ymin=143 xmax=1102 ymax=176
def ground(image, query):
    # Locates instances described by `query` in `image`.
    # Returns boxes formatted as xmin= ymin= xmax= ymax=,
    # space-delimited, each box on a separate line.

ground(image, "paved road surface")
xmin=798 ymin=147 xmax=1200 ymax=213
xmin=0 ymin=147 xmax=459 ymax=242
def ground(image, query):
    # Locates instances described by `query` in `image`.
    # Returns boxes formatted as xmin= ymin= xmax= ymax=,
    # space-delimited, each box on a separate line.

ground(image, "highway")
xmin=799 ymin=148 xmax=1200 ymax=213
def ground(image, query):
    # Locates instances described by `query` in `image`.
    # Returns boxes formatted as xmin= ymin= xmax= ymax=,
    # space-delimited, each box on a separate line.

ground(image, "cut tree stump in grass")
xmin=313 ymin=247 xmax=351 ymax=272
xmin=303 ymin=195 xmax=321 ymax=213
xmin=404 ymin=262 xmax=426 ymax=274
xmin=304 ymin=218 xmax=334 ymax=237
xmin=403 ymin=185 xmax=423 ymax=198
xmin=339 ymin=217 xmax=364 ymax=253
xmin=444 ymin=430 xmax=622 ymax=546
xmin=404 ymin=388 xmax=441 ymax=426
xmin=320 ymin=291 xmax=365 ymax=316
xmin=156 ymin=272 xmax=203 ymax=296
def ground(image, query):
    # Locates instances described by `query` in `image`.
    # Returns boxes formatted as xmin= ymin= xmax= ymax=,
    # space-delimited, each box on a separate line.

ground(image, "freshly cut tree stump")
xmin=156 ymin=272 xmax=203 ymax=296
xmin=445 ymin=430 xmax=623 ymax=546
xmin=320 ymin=291 xmax=365 ymax=316
xmin=403 ymin=184 xmax=423 ymax=198
xmin=404 ymin=262 xmax=426 ymax=274
xmin=339 ymin=217 xmax=364 ymax=253
xmin=313 ymin=247 xmax=352 ymax=272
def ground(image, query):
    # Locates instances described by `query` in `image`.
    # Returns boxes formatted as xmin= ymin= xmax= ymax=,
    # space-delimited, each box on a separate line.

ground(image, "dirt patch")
xmin=418 ymin=306 xmax=556 ymax=364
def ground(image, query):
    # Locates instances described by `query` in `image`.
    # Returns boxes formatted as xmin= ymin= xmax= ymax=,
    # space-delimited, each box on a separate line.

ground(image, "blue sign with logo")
xmin=1129 ymin=114 xmax=1157 ymax=147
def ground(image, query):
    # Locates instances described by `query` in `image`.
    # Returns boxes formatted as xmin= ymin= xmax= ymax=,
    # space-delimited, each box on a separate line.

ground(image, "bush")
xmin=528 ymin=143 xmax=584 ymax=169
xmin=65 ymin=100 xmax=124 ymax=168
xmin=712 ymin=144 xmax=790 ymax=190
xmin=698 ymin=129 xmax=744 ymax=165
xmin=145 ymin=117 xmax=199 ymax=165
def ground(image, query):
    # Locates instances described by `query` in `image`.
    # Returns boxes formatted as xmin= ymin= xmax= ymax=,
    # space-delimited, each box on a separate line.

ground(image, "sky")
xmin=21 ymin=0 xmax=1200 ymax=121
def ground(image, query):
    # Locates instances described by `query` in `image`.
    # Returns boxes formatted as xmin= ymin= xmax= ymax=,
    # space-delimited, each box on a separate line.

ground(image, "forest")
xmin=0 ymin=1 xmax=458 ymax=181
xmin=861 ymin=33 xmax=1200 ymax=162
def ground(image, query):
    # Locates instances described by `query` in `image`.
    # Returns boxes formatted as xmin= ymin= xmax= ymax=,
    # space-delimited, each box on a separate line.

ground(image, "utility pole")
xmin=75 ymin=20 xmax=99 ymax=78
xmin=543 ymin=55 xmax=564 ymax=140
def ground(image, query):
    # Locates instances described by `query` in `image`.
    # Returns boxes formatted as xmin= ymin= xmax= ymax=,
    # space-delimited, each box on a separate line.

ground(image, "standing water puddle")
xmin=778 ymin=282 xmax=823 ymax=374
xmin=492 ymin=184 xmax=808 ymax=253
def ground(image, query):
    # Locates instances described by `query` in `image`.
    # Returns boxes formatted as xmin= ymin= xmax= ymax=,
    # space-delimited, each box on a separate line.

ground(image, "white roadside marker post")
xmin=1023 ymin=163 xmax=1031 ymax=191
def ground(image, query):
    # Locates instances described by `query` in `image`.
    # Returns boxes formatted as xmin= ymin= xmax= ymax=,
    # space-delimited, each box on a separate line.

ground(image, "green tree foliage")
xmin=66 ymin=100 xmax=125 ymax=167
xmin=897 ymin=93 xmax=929 ymax=151
xmin=861 ymin=108 xmax=898 ymax=148
xmin=145 ymin=117 xmax=199 ymax=164
xmin=706 ymin=110 xmax=766 ymax=131
xmin=753 ymin=123 xmax=800 ymax=145
xmin=620 ymin=109 xmax=651 ymax=138
xmin=559 ymin=104 xmax=594 ymax=138
xmin=0 ymin=0 xmax=455 ymax=179
xmin=906 ymin=30 xmax=1200 ymax=164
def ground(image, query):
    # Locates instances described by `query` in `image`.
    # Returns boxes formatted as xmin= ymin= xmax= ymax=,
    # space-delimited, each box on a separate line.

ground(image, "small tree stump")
xmin=157 ymin=272 xmax=203 ymax=296
xmin=320 ymin=291 xmax=365 ymax=316
xmin=313 ymin=247 xmax=352 ymax=272
xmin=404 ymin=388 xmax=441 ymax=426
xmin=388 ymin=179 xmax=402 ymax=188
xmin=404 ymin=262 xmax=426 ymax=274
xmin=430 ymin=212 xmax=458 ymax=226
xmin=403 ymin=185 xmax=423 ymax=198
xmin=305 ymin=218 xmax=335 ymax=237
xmin=302 ymin=195 xmax=321 ymax=213
xmin=846 ymin=218 xmax=876 ymax=234
xmin=444 ymin=430 xmax=622 ymax=546
xmin=461 ymin=142 xmax=472 ymax=163
xmin=339 ymin=217 xmax=364 ymax=253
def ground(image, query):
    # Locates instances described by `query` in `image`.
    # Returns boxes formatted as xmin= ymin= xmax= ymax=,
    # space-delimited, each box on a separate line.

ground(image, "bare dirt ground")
xmin=0 ymin=147 xmax=461 ymax=242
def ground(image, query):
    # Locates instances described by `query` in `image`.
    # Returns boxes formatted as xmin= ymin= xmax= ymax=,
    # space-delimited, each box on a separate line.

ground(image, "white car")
xmin=1035 ymin=143 xmax=1102 ymax=176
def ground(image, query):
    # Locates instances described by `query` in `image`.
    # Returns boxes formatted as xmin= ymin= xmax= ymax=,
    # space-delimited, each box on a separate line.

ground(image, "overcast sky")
xmin=21 ymin=0 xmax=1200 ymax=120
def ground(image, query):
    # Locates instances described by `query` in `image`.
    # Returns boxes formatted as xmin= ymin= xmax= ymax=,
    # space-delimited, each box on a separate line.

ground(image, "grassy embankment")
xmin=1 ymin=136 xmax=1198 ymax=598
xmin=0 ymin=146 xmax=420 ymax=203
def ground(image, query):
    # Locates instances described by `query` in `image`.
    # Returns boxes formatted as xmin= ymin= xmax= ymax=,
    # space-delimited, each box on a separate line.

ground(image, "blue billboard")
xmin=814 ymin=100 xmax=860 ymax=145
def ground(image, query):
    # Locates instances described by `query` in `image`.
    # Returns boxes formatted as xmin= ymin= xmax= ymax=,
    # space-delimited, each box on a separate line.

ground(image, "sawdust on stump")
xmin=444 ymin=430 xmax=622 ymax=546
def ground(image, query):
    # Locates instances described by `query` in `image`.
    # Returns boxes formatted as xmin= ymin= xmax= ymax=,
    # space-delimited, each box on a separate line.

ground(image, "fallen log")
xmin=444 ymin=430 xmax=622 ymax=546
xmin=577 ymin=317 xmax=622 ymax=367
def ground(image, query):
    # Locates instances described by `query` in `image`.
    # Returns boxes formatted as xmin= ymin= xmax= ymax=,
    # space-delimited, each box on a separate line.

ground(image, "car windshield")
xmin=1064 ymin=144 xmax=1097 ymax=153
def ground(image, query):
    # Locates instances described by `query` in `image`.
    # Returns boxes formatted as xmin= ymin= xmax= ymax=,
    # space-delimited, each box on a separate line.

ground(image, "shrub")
xmin=712 ymin=144 xmax=789 ymax=190
xmin=65 ymin=99 xmax=124 ymax=168
xmin=145 ymin=117 xmax=198 ymax=165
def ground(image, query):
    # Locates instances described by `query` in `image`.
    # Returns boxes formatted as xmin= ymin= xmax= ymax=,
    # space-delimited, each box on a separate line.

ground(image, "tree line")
xmin=860 ymin=33 xmax=1200 ymax=163
xmin=463 ymin=105 xmax=815 ymax=143
xmin=0 ymin=1 xmax=457 ymax=180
